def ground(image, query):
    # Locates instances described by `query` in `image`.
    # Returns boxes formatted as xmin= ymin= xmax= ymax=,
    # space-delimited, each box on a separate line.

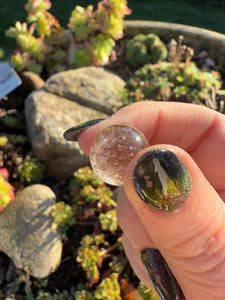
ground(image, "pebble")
xmin=205 ymin=57 xmax=216 ymax=68
xmin=197 ymin=50 xmax=208 ymax=59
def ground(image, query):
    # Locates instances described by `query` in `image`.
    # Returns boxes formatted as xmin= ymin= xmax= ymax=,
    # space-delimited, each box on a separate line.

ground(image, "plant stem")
xmin=75 ymin=221 xmax=96 ymax=226
xmin=100 ymin=240 xmax=121 ymax=256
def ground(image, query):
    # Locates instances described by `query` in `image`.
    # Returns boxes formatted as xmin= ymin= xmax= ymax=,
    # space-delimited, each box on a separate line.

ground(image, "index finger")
xmin=77 ymin=101 xmax=224 ymax=189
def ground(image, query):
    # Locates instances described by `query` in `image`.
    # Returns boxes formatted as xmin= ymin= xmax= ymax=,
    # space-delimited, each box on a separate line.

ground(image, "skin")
xmin=77 ymin=101 xmax=225 ymax=300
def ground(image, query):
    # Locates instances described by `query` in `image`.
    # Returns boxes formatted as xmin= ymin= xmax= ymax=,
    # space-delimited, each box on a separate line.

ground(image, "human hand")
xmin=72 ymin=101 xmax=225 ymax=300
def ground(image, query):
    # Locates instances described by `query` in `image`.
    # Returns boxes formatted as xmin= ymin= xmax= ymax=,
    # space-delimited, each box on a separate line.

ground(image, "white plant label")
xmin=0 ymin=62 xmax=22 ymax=100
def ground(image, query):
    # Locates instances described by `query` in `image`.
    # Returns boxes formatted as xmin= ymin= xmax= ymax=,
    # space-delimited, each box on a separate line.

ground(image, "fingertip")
xmin=77 ymin=130 xmax=92 ymax=154
xmin=122 ymin=144 xmax=225 ymax=299
xmin=123 ymin=144 xmax=224 ymax=252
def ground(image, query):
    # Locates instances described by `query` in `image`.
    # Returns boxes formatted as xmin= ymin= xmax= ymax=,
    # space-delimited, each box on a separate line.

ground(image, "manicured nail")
xmin=141 ymin=248 xmax=185 ymax=300
xmin=63 ymin=119 xmax=104 ymax=141
xmin=133 ymin=149 xmax=191 ymax=212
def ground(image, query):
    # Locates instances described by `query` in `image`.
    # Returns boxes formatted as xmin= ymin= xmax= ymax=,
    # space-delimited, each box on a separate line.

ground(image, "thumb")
xmin=122 ymin=145 xmax=225 ymax=300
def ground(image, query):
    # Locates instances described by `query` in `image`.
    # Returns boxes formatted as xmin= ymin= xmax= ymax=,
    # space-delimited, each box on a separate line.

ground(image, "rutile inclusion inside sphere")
xmin=90 ymin=124 xmax=149 ymax=186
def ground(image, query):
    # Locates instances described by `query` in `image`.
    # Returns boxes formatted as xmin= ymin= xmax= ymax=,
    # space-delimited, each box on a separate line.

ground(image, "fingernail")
xmin=63 ymin=119 xmax=104 ymax=141
xmin=141 ymin=248 xmax=185 ymax=300
xmin=133 ymin=149 xmax=191 ymax=212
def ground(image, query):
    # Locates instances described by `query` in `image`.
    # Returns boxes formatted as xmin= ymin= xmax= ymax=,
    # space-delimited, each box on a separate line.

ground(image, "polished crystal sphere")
xmin=90 ymin=125 xmax=149 ymax=186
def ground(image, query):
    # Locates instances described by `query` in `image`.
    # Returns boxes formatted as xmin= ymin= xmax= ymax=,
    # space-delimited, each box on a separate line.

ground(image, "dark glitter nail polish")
xmin=63 ymin=119 xmax=104 ymax=141
xmin=141 ymin=248 xmax=185 ymax=300
xmin=133 ymin=149 xmax=191 ymax=212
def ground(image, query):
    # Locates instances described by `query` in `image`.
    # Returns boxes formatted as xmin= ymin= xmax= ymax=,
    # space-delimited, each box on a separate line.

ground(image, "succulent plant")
xmin=0 ymin=168 xmax=14 ymax=212
xmin=14 ymin=154 xmax=45 ymax=184
xmin=94 ymin=273 xmax=121 ymax=300
xmin=122 ymin=36 xmax=224 ymax=106
xmin=0 ymin=136 xmax=8 ymax=147
xmin=6 ymin=0 xmax=131 ymax=74
xmin=51 ymin=201 xmax=75 ymax=240
xmin=99 ymin=209 xmax=118 ymax=232
xmin=126 ymin=33 xmax=168 ymax=68
xmin=122 ymin=61 xmax=222 ymax=104
xmin=69 ymin=166 xmax=116 ymax=212
xmin=2 ymin=114 xmax=25 ymax=130
xmin=74 ymin=289 xmax=95 ymax=300
xmin=136 ymin=281 xmax=159 ymax=300
xmin=77 ymin=234 xmax=109 ymax=284
xmin=0 ymin=134 xmax=27 ymax=146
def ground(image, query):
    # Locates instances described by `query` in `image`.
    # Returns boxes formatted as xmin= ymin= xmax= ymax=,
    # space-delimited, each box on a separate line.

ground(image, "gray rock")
xmin=44 ymin=67 xmax=125 ymax=115
xmin=205 ymin=57 xmax=216 ymax=68
xmin=197 ymin=50 xmax=208 ymax=59
xmin=25 ymin=66 xmax=125 ymax=180
xmin=25 ymin=90 xmax=107 ymax=179
xmin=0 ymin=185 xmax=62 ymax=278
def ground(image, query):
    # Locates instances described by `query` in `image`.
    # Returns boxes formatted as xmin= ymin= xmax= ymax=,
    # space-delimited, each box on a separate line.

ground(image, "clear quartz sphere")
xmin=90 ymin=124 xmax=149 ymax=186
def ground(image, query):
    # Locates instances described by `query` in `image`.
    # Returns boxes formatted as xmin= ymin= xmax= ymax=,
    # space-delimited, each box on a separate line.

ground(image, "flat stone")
xmin=25 ymin=90 xmax=107 ymax=180
xmin=44 ymin=67 xmax=125 ymax=115
xmin=0 ymin=184 xmax=62 ymax=278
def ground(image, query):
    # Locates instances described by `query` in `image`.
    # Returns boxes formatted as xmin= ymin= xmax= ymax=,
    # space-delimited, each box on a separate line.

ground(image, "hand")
xmin=77 ymin=101 xmax=225 ymax=300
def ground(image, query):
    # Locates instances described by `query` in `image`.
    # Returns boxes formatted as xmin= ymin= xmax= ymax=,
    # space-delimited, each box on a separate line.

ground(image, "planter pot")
xmin=123 ymin=20 xmax=225 ymax=113
xmin=124 ymin=20 xmax=225 ymax=57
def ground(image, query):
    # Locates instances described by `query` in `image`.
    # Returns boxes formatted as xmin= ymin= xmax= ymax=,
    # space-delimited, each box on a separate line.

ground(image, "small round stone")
xmin=90 ymin=125 xmax=149 ymax=186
